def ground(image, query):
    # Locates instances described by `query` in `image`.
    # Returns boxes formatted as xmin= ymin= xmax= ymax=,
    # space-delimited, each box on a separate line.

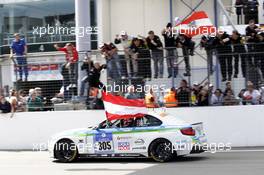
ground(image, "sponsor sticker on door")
xmin=118 ymin=142 xmax=130 ymax=151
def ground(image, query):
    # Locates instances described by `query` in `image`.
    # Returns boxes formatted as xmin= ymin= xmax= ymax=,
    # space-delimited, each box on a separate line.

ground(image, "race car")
xmin=48 ymin=111 xmax=207 ymax=162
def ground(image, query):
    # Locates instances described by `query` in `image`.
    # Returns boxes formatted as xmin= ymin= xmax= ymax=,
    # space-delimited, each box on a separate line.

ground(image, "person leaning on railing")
xmin=197 ymin=89 xmax=209 ymax=106
xmin=210 ymin=89 xmax=224 ymax=106
xmin=54 ymin=43 xmax=79 ymax=89
xmin=163 ymin=88 xmax=178 ymax=108
xmin=243 ymin=81 xmax=261 ymax=105
xmin=114 ymin=31 xmax=134 ymax=78
xmin=9 ymin=33 xmax=28 ymax=82
xmin=80 ymin=54 xmax=94 ymax=97
xmin=162 ymin=22 xmax=178 ymax=78
xmin=128 ymin=37 xmax=148 ymax=78
xmin=223 ymin=89 xmax=239 ymax=106
xmin=99 ymin=42 xmax=123 ymax=80
xmin=231 ymin=30 xmax=247 ymax=78
xmin=0 ymin=95 xmax=11 ymax=113
xmin=145 ymin=30 xmax=164 ymax=79
xmin=177 ymin=79 xmax=191 ymax=107
xmin=200 ymin=35 xmax=214 ymax=75
xmin=245 ymin=19 xmax=259 ymax=66
xmin=27 ymin=91 xmax=44 ymax=112
xmin=124 ymin=85 xmax=140 ymax=100
xmin=176 ymin=34 xmax=193 ymax=77
xmin=145 ymin=88 xmax=159 ymax=108
xmin=212 ymin=32 xmax=233 ymax=82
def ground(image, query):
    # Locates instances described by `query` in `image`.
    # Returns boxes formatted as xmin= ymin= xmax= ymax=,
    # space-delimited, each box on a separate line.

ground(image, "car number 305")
xmin=97 ymin=141 xmax=112 ymax=151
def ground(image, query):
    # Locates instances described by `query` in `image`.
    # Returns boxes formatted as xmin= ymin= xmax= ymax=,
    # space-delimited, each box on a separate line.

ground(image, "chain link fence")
xmin=1 ymin=43 xmax=264 ymax=112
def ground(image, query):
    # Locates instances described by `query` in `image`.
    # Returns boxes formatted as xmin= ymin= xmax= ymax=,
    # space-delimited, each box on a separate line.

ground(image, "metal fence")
xmin=0 ymin=44 xmax=264 ymax=113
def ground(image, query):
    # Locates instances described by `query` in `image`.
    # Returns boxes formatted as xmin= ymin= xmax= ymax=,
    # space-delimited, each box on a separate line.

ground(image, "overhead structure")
xmin=168 ymin=0 xmax=237 ymax=88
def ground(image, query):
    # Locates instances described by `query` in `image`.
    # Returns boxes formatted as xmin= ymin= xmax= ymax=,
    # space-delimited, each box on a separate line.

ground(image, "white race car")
xmin=48 ymin=111 xmax=207 ymax=162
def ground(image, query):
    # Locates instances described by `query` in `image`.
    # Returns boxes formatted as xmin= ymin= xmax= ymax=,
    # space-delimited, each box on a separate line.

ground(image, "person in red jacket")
xmin=54 ymin=43 xmax=78 ymax=63
xmin=54 ymin=43 xmax=79 ymax=99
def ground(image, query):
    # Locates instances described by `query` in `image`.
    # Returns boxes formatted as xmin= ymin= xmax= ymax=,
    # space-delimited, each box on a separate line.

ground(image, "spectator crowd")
xmin=3 ymin=4 xmax=264 ymax=114
xmin=0 ymin=87 xmax=44 ymax=114
xmin=124 ymin=79 xmax=263 ymax=108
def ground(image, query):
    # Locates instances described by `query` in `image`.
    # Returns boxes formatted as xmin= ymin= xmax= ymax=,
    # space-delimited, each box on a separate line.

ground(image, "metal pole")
xmin=217 ymin=0 xmax=236 ymax=30
xmin=169 ymin=0 xmax=175 ymax=88
xmin=214 ymin=0 xmax=220 ymax=89
xmin=169 ymin=0 xmax=173 ymax=23
xmin=75 ymin=0 xmax=91 ymax=96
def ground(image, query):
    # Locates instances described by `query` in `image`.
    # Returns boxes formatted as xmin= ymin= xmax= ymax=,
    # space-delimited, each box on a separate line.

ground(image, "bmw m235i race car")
xmin=48 ymin=111 xmax=207 ymax=162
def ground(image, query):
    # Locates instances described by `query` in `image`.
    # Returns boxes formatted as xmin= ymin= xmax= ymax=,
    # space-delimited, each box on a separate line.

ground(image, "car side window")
xmin=135 ymin=115 xmax=162 ymax=127
xmin=98 ymin=120 xmax=121 ymax=129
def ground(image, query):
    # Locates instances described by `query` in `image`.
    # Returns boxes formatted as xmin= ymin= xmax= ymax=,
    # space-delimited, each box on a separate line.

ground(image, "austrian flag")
xmin=102 ymin=92 xmax=147 ymax=121
xmin=175 ymin=11 xmax=215 ymax=37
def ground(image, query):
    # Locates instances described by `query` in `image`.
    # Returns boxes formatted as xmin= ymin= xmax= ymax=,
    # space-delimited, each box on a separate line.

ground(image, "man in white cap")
xmin=114 ymin=31 xmax=135 ymax=77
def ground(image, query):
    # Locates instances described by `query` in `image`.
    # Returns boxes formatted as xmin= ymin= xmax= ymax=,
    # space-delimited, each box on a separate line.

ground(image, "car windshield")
xmin=96 ymin=115 xmax=162 ymax=129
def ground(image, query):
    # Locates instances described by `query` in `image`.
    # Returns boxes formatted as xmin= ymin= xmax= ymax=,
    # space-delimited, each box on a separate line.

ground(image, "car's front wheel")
xmin=54 ymin=139 xmax=78 ymax=163
xmin=149 ymin=139 xmax=174 ymax=162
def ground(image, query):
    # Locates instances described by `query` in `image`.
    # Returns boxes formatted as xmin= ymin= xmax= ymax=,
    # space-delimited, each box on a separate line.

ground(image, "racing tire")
xmin=54 ymin=139 xmax=78 ymax=163
xmin=149 ymin=139 xmax=174 ymax=162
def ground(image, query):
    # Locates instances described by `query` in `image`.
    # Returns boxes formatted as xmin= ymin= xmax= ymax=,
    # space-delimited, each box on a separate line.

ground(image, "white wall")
xmin=98 ymin=0 xmax=216 ymax=74
xmin=1 ymin=105 xmax=264 ymax=150
xmin=99 ymin=0 xmax=216 ymax=41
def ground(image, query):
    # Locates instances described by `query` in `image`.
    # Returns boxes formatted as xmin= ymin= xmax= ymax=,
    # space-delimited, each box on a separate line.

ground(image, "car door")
xmin=112 ymin=121 xmax=135 ymax=154
xmin=85 ymin=119 xmax=122 ymax=155
xmin=130 ymin=115 xmax=163 ymax=153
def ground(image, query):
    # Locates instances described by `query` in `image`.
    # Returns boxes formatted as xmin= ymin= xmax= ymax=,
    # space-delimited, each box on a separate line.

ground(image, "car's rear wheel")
xmin=149 ymin=139 xmax=174 ymax=162
xmin=54 ymin=139 xmax=78 ymax=163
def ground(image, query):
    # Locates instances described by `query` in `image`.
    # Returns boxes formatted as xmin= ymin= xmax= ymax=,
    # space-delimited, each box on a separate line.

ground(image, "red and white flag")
xmin=102 ymin=92 xmax=147 ymax=121
xmin=175 ymin=11 xmax=215 ymax=37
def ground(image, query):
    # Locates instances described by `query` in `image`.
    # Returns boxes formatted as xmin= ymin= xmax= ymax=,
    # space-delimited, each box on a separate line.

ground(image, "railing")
xmin=0 ymin=44 xmax=264 ymax=113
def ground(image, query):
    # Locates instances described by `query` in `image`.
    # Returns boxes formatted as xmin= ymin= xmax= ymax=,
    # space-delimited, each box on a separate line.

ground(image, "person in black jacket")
xmin=235 ymin=0 xmax=245 ymax=24
xmin=146 ymin=31 xmax=164 ymax=79
xmin=246 ymin=19 xmax=260 ymax=66
xmin=200 ymin=35 xmax=214 ymax=74
xmin=86 ymin=62 xmax=106 ymax=109
xmin=88 ymin=62 xmax=106 ymax=89
xmin=0 ymin=96 xmax=11 ymax=113
xmin=177 ymin=34 xmax=193 ymax=76
xmin=213 ymin=32 xmax=233 ymax=82
xmin=162 ymin=23 xmax=178 ymax=78
xmin=80 ymin=54 xmax=94 ymax=96
xmin=243 ymin=0 xmax=259 ymax=24
xmin=231 ymin=30 xmax=247 ymax=78
xmin=177 ymin=79 xmax=191 ymax=107
xmin=129 ymin=38 xmax=149 ymax=78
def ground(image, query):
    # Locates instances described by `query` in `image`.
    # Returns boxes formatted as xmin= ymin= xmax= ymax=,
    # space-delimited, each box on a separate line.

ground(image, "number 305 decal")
xmin=94 ymin=133 xmax=114 ymax=153
xmin=98 ymin=141 xmax=112 ymax=150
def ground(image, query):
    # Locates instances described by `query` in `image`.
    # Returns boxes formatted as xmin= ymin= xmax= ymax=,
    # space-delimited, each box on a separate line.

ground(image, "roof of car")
xmin=147 ymin=111 xmax=190 ymax=127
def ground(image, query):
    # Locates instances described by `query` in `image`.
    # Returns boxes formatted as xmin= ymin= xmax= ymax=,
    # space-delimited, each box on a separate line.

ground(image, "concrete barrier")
xmin=1 ymin=105 xmax=264 ymax=150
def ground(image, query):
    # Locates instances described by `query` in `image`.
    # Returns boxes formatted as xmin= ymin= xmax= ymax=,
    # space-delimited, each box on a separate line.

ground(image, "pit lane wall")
xmin=0 ymin=105 xmax=264 ymax=150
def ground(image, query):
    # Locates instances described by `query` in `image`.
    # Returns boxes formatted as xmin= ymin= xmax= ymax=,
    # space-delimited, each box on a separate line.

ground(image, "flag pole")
xmin=102 ymin=90 xmax=111 ymax=127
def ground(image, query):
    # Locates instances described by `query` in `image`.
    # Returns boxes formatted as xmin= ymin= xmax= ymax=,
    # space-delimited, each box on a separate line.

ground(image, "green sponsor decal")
xmin=74 ymin=127 xmax=180 ymax=137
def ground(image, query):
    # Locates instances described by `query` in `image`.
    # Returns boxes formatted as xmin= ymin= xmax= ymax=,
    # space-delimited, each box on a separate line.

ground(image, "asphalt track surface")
xmin=0 ymin=149 xmax=264 ymax=175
